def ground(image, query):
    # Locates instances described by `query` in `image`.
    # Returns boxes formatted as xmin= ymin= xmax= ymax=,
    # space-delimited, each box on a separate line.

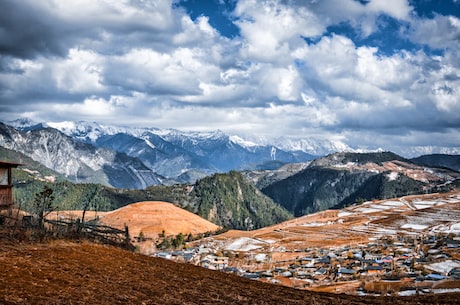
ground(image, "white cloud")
xmin=52 ymin=49 xmax=105 ymax=94
xmin=173 ymin=15 xmax=218 ymax=45
xmin=410 ymin=15 xmax=460 ymax=50
xmin=297 ymin=0 xmax=412 ymax=37
xmin=52 ymin=97 xmax=117 ymax=117
xmin=235 ymin=0 xmax=323 ymax=62
xmin=366 ymin=0 xmax=412 ymax=20
xmin=0 ymin=0 xmax=459 ymax=156
xmin=44 ymin=0 xmax=176 ymax=32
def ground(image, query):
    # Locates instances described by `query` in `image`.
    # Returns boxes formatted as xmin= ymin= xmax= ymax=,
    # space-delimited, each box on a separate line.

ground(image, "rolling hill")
xmin=98 ymin=201 xmax=220 ymax=239
xmin=190 ymin=191 xmax=460 ymax=294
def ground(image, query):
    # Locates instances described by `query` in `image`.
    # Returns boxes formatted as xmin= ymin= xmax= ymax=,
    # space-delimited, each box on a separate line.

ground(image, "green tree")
xmin=172 ymin=233 xmax=185 ymax=248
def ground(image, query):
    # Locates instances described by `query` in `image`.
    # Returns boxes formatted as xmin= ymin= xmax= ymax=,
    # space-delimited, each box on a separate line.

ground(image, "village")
xmin=152 ymin=192 xmax=460 ymax=296
xmin=154 ymin=230 xmax=460 ymax=295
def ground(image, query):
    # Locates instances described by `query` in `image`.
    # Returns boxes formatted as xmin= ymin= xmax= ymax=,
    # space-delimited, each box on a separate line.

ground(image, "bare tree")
xmin=33 ymin=185 xmax=55 ymax=229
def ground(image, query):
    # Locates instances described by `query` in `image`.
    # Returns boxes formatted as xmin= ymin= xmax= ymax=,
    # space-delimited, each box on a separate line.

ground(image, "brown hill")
xmin=99 ymin=201 xmax=220 ymax=239
xmin=0 ymin=239 xmax=458 ymax=305
xmin=216 ymin=191 xmax=460 ymax=250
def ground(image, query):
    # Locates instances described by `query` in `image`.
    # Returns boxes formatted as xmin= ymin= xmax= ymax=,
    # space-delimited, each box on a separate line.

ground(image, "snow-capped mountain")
xmin=7 ymin=119 xmax=347 ymax=156
xmin=0 ymin=122 xmax=164 ymax=189
xmin=3 ymin=118 xmax=460 ymax=190
xmin=2 ymin=119 xmax=318 ymax=188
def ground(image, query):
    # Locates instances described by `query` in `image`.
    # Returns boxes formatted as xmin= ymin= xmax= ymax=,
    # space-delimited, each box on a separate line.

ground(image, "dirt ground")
xmin=99 ymin=201 xmax=219 ymax=239
xmin=0 ymin=237 xmax=459 ymax=305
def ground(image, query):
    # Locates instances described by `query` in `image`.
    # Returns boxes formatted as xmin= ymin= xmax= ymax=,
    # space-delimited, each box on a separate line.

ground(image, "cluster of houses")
xmin=153 ymin=232 xmax=460 ymax=295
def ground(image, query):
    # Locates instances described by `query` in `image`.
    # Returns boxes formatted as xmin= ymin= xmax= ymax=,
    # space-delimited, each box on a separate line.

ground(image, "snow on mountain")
xmin=6 ymin=118 xmax=38 ymax=129
xmin=397 ymin=146 xmax=460 ymax=158
xmin=229 ymin=135 xmax=258 ymax=148
xmin=272 ymin=137 xmax=353 ymax=156
xmin=0 ymin=122 xmax=164 ymax=189
xmin=1 ymin=119 xmax=318 ymax=186
xmin=45 ymin=121 xmax=149 ymax=143
xmin=8 ymin=119 xmax=331 ymax=156
xmin=6 ymin=118 xmax=460 ymax=160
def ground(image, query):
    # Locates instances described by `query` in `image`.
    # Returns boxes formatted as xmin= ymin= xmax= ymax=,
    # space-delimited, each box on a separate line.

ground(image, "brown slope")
xmin=99 ymin=201 xmax=220 ymax=239
xmin=0 ymin=239 xmax=458 ymax=305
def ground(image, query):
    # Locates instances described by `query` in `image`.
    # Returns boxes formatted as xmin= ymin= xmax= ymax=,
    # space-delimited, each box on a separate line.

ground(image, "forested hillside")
xmin=8 ymin=152 xmax=291 ymax=230
xmin=261 ymin=152 xmax=458 ymax=216
xmin=189 ymin=171 xmax=292 ymax=230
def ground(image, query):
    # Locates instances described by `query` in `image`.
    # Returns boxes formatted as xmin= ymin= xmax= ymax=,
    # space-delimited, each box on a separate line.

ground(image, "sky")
xmin=0 ymin=0 xmax=459 ymax=155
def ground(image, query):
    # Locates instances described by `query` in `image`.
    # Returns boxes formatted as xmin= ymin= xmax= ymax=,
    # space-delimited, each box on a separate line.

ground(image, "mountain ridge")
xmin=0 ymin=122 xmax=164 ymax=189
xmin=1 ymin=119 xmax=317 ymax=187
xmin=6 ymin=118 xmax=460 ymax=158
xmin=261 ymin=151 xmax=459 ymax=216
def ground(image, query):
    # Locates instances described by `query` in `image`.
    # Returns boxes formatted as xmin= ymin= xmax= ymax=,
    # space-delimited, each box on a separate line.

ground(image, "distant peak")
xmin=229 ymin=135 xmax=258 ymax=148
xmin=6 ymin=117 xmax=37 ymax=128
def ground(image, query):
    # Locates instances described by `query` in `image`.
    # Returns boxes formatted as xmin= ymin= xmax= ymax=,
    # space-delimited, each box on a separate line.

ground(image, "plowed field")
xmin=0 ymin=238 xmax=459 ymax=305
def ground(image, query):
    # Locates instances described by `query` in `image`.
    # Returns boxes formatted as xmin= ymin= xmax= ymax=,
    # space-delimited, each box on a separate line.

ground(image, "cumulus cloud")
xmin=0 ymin=0 xmax=459 ymax=155
xmin=410 ymin=14 xmax=460 ymax=50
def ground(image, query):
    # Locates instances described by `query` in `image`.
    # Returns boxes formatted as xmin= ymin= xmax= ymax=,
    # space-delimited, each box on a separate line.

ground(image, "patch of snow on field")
xmin=450 ymin=223 xmax=460 ymax=232
xmin=259 ymin=239 xmax=276 ymax=244
xmin=399 ymin=288 xmax=460 ymax=296
xmin=369 ymin=203 xmax=403 ymax=212
xmin=380 ymin=201 xmax=403 ymax=207
xmin=224 ymin=237 xmax=264 ymax=251
xmin=412 ymin=200 xmax=446 ymax=209
xmin=425 ymin=260 xmax=460 ymax=274
xmin=338 ymin=211 xmax=354 ymax=217
xmin=445 ymin=197 xmax=460 ymax=203
xmin=374 ymin=228 xmax=398 ymax=235
xmin=301 ymin=221 xmax=334 ymax=227
xmin=432 ymin=223 xmax=460 ymax=234
xmin=255 ymin=254 xmax=267 ymax=262
xmin=354 ymin=207 xmax=381 ymax=214
xmin=401 ymin=223 xmax=428 ymax=230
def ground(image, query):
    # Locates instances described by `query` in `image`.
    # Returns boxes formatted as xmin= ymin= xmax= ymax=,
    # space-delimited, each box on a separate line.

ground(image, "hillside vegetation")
xmin=190 ymin=171 xmax=293 ymax=230
xmin=262 ymin=166 xmax=425 ymax=216
xmin=411 ymin=154 xmax=460 ymax=172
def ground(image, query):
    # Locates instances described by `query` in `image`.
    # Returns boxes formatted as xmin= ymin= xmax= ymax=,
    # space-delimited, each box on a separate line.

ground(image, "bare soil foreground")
xmin=0 ymin=239 xmax=459 ymax=305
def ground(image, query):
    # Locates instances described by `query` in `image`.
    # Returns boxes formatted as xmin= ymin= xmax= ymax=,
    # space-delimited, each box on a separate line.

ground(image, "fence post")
xmin=76 ymin=218 xmax=81 ymax=234
xmin=124 ymin=225 xmax=130 ymax=243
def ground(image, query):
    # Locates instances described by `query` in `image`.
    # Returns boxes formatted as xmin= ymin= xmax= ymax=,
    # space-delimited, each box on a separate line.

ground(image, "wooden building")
xmin=0 ymin=161 xmax=20 ymax=207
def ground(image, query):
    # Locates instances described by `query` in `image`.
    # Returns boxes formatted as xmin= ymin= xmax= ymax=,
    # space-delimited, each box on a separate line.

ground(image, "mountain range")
xmin=1 ymin=118 xmax=459 ymax=231
xmin=1 ymin=119 xmax=318 ymax=188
